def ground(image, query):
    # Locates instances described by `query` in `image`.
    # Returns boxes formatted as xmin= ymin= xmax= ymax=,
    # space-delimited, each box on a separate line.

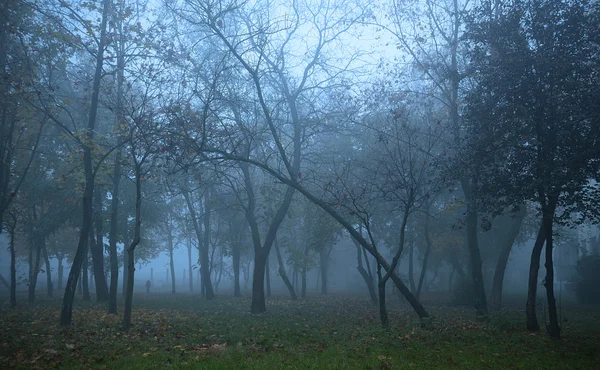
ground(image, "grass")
xmin=0 ymin=293 xmax=599 ymax=369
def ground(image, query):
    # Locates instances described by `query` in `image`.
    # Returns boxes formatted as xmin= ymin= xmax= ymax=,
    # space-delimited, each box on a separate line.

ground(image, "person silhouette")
xmin=145 ymin=280 xmax=151 ymax=293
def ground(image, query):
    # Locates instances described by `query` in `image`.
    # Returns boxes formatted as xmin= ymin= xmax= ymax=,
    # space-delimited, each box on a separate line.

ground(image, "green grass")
xmin=1 ymin=293 xmax=598 ymax=369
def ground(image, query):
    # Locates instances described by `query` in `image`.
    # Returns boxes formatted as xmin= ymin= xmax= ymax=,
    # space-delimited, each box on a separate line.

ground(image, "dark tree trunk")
xmin=526 ymin=223 xmax=546 ymax=332
xmin=408 ymin=240 xmax=416 ymax=294
xmin=107 ymin=146 xmax=121 ymax=314
xmin=319 ymin=246 xmax=330 ymax=295
xmin=92 ymin=189 xmax=109 ymax=302
xmin=167 ymin=214 xmax=176 ymax=294
xmin=42 ymin=242 xmax=53 ymax=298
xmin=416 ymin=212 xmax=433 ymax=301
xmin=108 ymin=2 xmax=125 ymax=312
xmin=122 ymin=242 xmax=129 ymax=297
xmin=301 ymin=244 xmax=309 ymax=298
xmin=182 ymin=184 xmax=214 ymax=299
xmin=60 ymin=0 xmax=109 ymax=326
xmin=250 ymin=251 xmax=267 ymax=313
xmin=233 ymin=238 xmax=241 ymax=297
xmin=265 ymin=252 xmax=271 ymax=297
xmin=462 ymin=179 xmax=488 ymax=317
xmin=377 ymin=261 xmax=389 ymax=330
xmin=57 ymin=255 xmax=63 ymax=291
xmin=354 ymin=239 xmax=377 ymax=305
xmin=82 ymin=244 xmax=90 ymax=302
xmin=122 ymin=159 xmax=142 ymax=332
xmin=275 ymin=238 xmax=297 ymax=299
xmin=187 ymin=238 xmax=193 ymax=292
xmin=28 ymin=236 xmax=43 ymax=304
xmin=490 ymin=207 xmax=526 ymax=310
xmin=202 ymin=190 xmax=214 ymax=299
xmin=542 ymin=208 xmax=560 ymax=338
xmin=9 ymin=219 xmax=17 ymax=307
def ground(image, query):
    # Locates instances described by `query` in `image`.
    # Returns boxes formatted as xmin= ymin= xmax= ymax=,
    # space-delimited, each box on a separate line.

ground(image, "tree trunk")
xmin=92 ymin=189 xmax=109 ymax=302
xmin=42 ymin=242 xmax=53 ymax=298
xmin=250 ymin=251 xmax=267 ymax=313
xmin=182 ymin=184 xmax=214 ymax=299
xmin=122 ymin=243 xmax=129 ymax=297
xmin=301 ymin=244 xmax=309 ymax=298
xmin=57 ymin=255 xmax=63 ymax=291
xmin=416 ymin=212 xmax=433 ymax=301
xmin=354 ymin=239 xmax=377 ymax=305
xmin=122 ymin=160 xmax=142 ymax=332
xmin=233 ymin=237 xmax=241 ymax=297
xmin=409 ymin=239 xmax=416 ymax=294
xmin=542 ymin=208 xmax=560 ymax=338
xmin=490 ymin=207 xmax=526 ymax=310
xmin=9 ymin=219 xmax=17 ymax=307
xmin=202 ymin=189 xmax=214 ymax=299
xmin=462 ymin=179 xmax=488 ymax=317
xmin=108 ymin=1 xmax=126 ymax=312
xmin=167 ymin=215 xmax=176 ymax=294
xmin=28 ymin=236 xmax=42 ymax=304
xmin=107 ymin=147 xmax=121 ymax=314
xmin=377 ymin=261 xmax=389 ymax=330
xmin=319 ymin=246 xmax=330 ymax=295
xmin=82 ymin=244 xmax=90 ymax=302
xmin=187 ymin=238 xmax=193 ymax=292
xmin=60 ymin=0 xmax=109 ymax=326
xmin=526 ymin=223 xmax=546 ymax=332
xmin=275 ymin=238 xmax=297 ymax=299
xmin=265 ymin=252 xmax=271 ymax=297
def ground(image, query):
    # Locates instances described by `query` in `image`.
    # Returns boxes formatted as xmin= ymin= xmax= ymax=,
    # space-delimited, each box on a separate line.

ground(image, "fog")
xmin=1 ymin=0 xmax=599 ymax=367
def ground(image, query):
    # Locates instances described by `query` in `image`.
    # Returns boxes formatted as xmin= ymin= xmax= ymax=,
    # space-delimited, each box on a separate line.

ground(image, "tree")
xmin=464 ymin=0 xmax=600 ymax=338
xmin=59 ymin=0 xmax=111 ymax=326
xmin=373 ymin=0 xmax=490 ymax=316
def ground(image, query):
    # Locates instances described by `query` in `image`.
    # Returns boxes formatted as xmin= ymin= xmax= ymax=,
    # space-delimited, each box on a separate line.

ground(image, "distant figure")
xmin=145 ymin=280 xmax=151 ymax=293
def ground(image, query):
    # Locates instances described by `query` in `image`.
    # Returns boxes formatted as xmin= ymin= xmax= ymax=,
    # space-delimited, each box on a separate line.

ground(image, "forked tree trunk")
xmin=377 ymin=261 xmax=389 ymax=330
xmin=354 ymin=239 xmax=377 ymax=305
xmin=490 ymin=207 xmax=526 ymax=310
xmin=275 ymin=237 xmax=297 ymax=299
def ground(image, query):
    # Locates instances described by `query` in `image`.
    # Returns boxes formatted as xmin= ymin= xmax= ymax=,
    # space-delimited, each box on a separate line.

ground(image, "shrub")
xmin=575 ymin=254 xmax=600 ymax=304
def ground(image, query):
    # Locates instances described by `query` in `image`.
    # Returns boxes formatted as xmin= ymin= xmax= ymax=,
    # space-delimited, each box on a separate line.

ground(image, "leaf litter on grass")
xmin=0 ymin=294 xmax=599 ymax=369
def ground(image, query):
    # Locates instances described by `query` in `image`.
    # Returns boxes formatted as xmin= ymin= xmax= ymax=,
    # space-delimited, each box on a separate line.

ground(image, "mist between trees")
xmin=0 ymin=0 xmax=599 ymax=342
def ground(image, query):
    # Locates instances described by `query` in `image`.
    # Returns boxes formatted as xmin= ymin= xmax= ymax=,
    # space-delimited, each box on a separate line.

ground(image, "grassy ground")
xmin=1 ymin=293 xmax=598 ymax=369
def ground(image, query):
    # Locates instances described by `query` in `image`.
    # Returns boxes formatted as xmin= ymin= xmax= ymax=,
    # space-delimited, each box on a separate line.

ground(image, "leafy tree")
xmin=464 ymin=0 xmax=600 ymax=337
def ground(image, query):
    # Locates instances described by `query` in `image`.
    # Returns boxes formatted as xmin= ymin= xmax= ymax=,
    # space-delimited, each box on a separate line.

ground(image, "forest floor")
xmin=0 ymin=292 xmax=599 ymax=369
